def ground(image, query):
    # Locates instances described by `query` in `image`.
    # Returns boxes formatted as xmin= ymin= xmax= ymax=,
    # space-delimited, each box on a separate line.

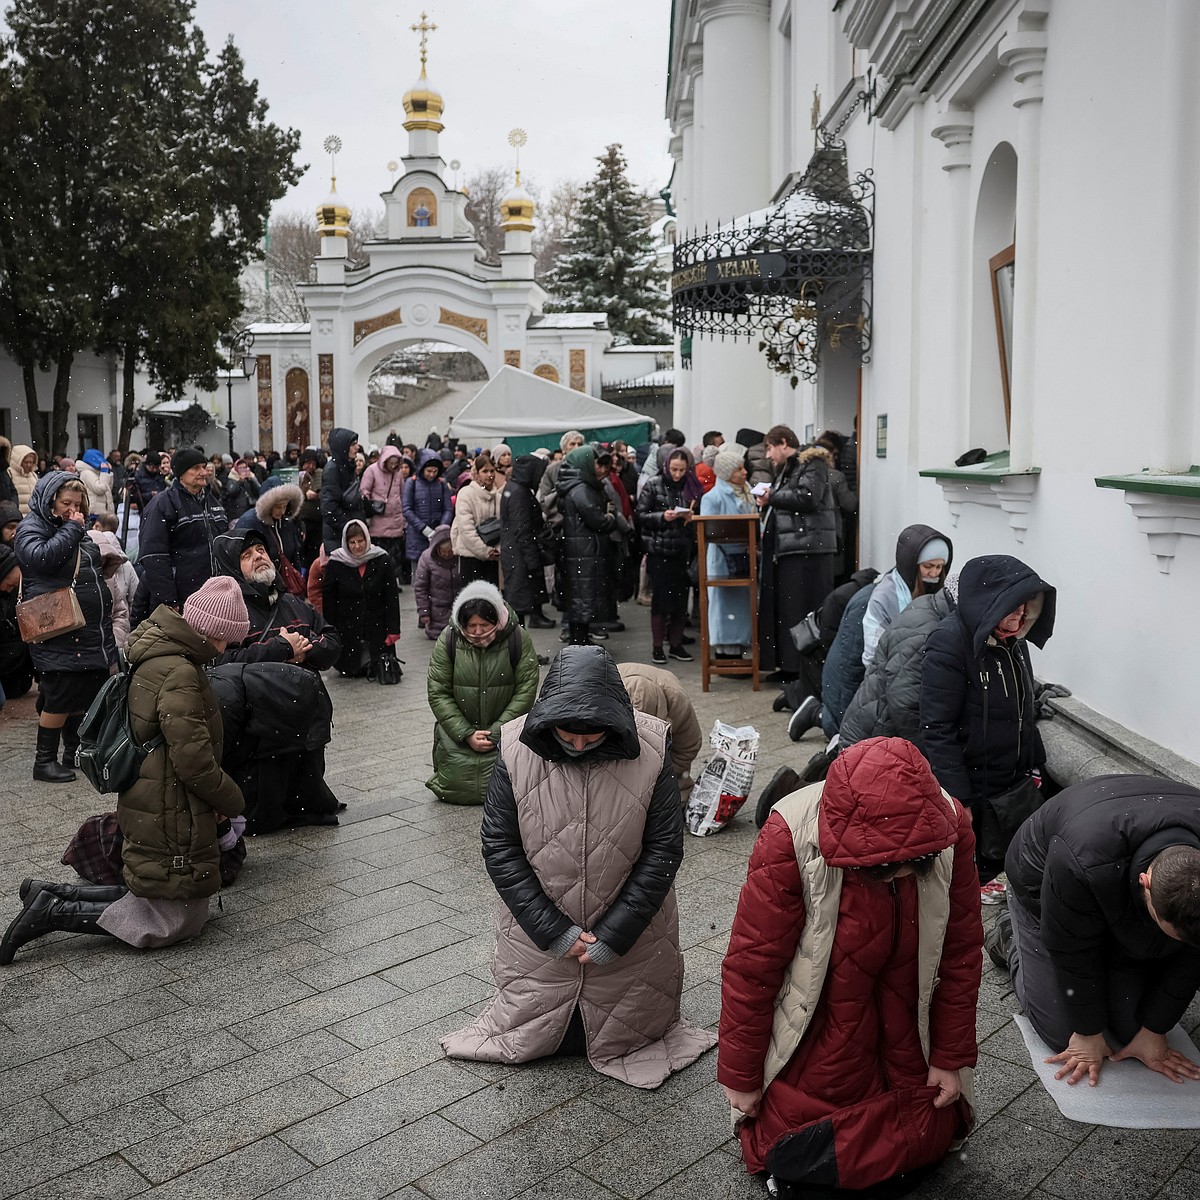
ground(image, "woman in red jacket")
xmin=720 ymin=737 xmax=983 ymax=1197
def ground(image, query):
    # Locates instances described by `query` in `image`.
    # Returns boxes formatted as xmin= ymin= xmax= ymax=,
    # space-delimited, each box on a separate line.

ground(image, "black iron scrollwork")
xmin=672 ymin=133 xmax=874 ymax=387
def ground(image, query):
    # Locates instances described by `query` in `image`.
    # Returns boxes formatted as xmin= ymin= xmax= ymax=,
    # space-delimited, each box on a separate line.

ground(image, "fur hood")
xmin=254 ymin=482 xmax=303 ymax=522
xmin=450 ymin=579 xmax=510 ymax=632
xmin=798 ymin=444 xmax=834 ymax=468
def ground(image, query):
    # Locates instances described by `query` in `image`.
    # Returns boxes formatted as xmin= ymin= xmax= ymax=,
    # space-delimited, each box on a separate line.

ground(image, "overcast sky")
xmin=191 ymin=0 xmax=675 ymax=219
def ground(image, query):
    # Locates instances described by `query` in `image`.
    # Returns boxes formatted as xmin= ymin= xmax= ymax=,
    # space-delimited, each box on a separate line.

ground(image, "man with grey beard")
xmin=209 ymin=529 xmax=340 ymax=671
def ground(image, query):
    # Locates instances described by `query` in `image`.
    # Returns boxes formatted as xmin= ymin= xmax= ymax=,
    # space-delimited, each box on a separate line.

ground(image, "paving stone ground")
xmin=2 ymin=600 xmax=1198 ymax=1199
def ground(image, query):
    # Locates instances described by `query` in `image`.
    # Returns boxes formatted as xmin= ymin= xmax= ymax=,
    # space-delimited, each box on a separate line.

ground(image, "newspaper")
xmin=685 ymin=721 xmax=760 ymax=836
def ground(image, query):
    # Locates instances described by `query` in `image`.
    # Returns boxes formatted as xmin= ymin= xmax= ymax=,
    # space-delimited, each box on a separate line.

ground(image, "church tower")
xmin=402 ymin=12 xmax=444 ymax=163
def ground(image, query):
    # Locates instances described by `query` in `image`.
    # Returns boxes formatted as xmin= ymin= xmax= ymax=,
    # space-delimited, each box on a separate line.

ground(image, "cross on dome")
xmin=411 ymin=11 xmax=437 ymax=71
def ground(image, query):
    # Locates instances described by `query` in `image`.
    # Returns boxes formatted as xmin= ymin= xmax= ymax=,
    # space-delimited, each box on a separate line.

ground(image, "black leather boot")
xmin=0 ymin=886 xmax=113 ymax=965
xmin=33 ymin=726 xmax=76 ymax=783
xmin=526 ymin=608 xmax=556 ymax=629
xmin=19 ymin=878 xmax=127 ymax=906
xmin=60 ymin=714 xmax=83 ymax=768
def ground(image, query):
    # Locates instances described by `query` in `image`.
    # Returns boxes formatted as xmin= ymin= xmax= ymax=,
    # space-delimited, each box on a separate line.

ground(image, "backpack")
xmin=446 ymin=623 xmax=522 ymax=671
xmin=77 ymin=661 xmax=164 ymax=794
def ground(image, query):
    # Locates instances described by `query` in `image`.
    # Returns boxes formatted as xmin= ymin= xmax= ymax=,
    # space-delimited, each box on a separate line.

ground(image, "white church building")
xmin=667 ymin=0 xmax=1200 ymax=778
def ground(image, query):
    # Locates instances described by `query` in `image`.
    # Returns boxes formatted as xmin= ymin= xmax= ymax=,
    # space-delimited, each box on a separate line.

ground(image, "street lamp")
xmin=225 ymin=329 xmax=259 ymax=456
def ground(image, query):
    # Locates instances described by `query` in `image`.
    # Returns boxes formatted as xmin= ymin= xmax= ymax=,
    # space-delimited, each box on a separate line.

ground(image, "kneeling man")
xmin=990 ymin=774 xmax=1200 ymax=1088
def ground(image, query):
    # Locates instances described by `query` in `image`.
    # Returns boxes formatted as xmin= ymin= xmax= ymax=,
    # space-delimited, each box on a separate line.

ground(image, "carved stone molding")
xmin=439 ymin=307 xmax=489 ymax=344
xmin=315 ymin=319 xmax=333 ymax=335
xmin=410 ymin=302 xmax=433 ymax=327
xmin=1118 ymin=492 xmax=1200 ymax=575
xmin=998 ymin=32 xmax=1049 ymax=107
xmin=931 ymin=474 xmax=1039 ymax=541
xmin=353 ymin=308 xmax=403 ymax=347
xmin=931 ymin=113 xmax=975 ymax=170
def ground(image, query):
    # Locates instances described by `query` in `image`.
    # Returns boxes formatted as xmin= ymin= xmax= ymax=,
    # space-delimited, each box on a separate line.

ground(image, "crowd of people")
xmin=3 ymin=417 xmax=1199 ymax=1200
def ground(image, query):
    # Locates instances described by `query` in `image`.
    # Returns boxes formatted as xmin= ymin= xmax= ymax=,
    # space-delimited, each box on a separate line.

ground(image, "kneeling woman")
xmin=425 ymin=580 xmax=539 ymax=805
xmin=323 ymin=519 xmax=401 ymax=679
xmin=720 ymin=737 xmax=982 ymax=1195
xmin=1 ymin=578 xmax=248 ymax=964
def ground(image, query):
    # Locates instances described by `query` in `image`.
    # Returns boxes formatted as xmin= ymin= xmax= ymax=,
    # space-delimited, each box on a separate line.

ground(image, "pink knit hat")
xmin=182 ymin=576 xmax=250 ymax=646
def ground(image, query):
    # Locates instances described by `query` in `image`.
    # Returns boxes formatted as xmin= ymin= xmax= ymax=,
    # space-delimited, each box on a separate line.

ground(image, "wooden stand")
xmin=693 ymin=512 xmax=760 ymax=692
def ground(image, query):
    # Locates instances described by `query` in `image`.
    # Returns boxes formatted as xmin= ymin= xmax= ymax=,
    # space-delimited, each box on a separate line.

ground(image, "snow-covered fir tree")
xmin=543 ymin=144 xmax=669 ymax=345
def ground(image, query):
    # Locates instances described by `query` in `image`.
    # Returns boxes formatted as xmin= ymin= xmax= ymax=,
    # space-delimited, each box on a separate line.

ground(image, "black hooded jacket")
xmin=557 ymin=448 xmax=616 ymax=626
xmin=209 ymin=528 xmax=340 ymax=671
xmin=321 ymin=426 xmax=359 ymax=552
xmin=480 ymin=646 xmax=684 ymax=955
xmin=763 ymin=446 xmax=837 ymax=558
xmin=137 ymin=477 xmax=229 ymax=615
xmin=893 ymin=523 xmax=953 ymax=592
xmin=920 ymin=554 xmax=1055 ymax=802
xmin=1005 ymin=774 xmax=1200 ymax=1038
xmin=500 ymin=454 xmax=548 ymax=614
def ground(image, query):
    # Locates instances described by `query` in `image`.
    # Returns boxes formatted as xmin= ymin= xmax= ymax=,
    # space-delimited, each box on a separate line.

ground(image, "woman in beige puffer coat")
xmin=7 ymin=444 xmax=37 ymax=516
xmin=451 ymin=454 xmax=501 ymax=588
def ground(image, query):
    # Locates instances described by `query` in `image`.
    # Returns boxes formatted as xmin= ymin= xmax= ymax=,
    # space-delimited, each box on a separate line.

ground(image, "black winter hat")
xmin=171 ymin=448 xmax=207 ymax=478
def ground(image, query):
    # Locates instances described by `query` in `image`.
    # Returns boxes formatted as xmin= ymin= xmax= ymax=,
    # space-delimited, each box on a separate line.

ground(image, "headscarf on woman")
xmin=329 ymin=518 xmax=389 ymax=568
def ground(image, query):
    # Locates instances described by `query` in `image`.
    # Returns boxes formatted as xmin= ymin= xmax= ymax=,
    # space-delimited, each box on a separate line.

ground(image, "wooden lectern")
xmin=692 ymin=512 xmax=760 ymax=692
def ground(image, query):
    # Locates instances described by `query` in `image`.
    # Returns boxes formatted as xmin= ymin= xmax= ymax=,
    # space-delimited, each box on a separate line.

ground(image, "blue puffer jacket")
xmin=402 ymin=449 xmax=453 ymax=560
xmin=13 ymin=471 xmax=117 ymax=673
xmin=819 ymin=581 xmax=874 ymax=737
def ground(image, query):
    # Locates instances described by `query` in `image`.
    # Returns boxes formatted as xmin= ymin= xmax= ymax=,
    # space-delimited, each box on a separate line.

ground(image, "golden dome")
xmin=403 ymin=66 xmax=445 ymax=133
xmin=500 ymin=170 xmax=535 ymax=233
xmin=316 ymin=177 xmax=351 ymax=238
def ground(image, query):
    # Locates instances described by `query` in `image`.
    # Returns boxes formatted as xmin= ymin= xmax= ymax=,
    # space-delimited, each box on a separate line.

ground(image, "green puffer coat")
xmin=119 ymin=605 xmax=245 ymax=899
xmin=426 ymin=581 xmax=540 ymax=805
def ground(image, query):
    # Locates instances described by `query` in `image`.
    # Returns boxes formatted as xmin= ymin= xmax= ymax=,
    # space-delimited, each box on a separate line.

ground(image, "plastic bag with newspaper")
xmin=685 ymin=721 xmax=760 ymax=836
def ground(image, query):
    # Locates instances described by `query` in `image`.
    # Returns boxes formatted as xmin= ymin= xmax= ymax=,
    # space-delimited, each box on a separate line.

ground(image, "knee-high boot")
xmin=33 ymin=726 xmax=76 ymax=783
xmin=0 ymin=882 xmax=115 ymax=965
xmin=60 ymin=713 xmax=84 ymax=768
xmin=19 ymin=878 xmax=127 ymax=905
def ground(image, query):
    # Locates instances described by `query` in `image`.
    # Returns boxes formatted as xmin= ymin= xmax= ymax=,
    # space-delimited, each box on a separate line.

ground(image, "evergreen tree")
xmin=543 ymin=144 xmax=668 ymax=345
xmin=0 ymin=0 xmax=301 ymax=454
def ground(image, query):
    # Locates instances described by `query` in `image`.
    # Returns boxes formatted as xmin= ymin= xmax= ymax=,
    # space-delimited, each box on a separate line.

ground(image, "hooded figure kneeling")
xmin=442 ymin=645 xmax=717 ymax=1088
xmin=720 ymin=737 xmax=983 ymax=1196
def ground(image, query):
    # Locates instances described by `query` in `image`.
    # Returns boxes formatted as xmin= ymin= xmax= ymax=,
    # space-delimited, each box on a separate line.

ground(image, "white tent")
xmin=449 ymin=366 xmax=650 ymax=448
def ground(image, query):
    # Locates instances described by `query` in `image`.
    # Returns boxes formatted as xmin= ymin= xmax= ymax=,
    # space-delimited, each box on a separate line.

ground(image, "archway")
xmin=533 ymin=363 xmax=560 ymax=384
xmin=366 ymin=338 xmax=489 ymax=448
xmin=285 ymin=367 xmax=311 ymax=448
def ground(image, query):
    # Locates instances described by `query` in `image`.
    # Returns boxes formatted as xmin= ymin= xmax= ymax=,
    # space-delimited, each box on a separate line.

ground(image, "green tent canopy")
xmin=449 ymin=366 xmax=651 ymax=455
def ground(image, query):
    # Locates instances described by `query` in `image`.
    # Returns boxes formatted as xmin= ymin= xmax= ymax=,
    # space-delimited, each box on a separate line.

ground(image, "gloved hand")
xmin=385 ymin=633 xmax=401 ymax=648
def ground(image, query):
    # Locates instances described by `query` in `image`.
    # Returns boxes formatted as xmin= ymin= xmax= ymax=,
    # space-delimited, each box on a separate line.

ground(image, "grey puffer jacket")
xmin=840 ymin=590 xmax=952 ymax=748
xmin=441 ymin=646 xmax=716 ymax=1087
xmin=12 ymin=470 xmax=117 ymax=674
xmin=764 ymin=446 xmax=837 ymax=558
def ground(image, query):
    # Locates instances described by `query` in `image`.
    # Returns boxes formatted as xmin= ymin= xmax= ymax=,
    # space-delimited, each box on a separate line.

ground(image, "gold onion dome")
xmin=500 ymin=171 xmax=535 ymax=232
xmin=403 ymin=66 xmax=445 ymax=132
xmin=316 ymin=177 xmax=351 ymax=238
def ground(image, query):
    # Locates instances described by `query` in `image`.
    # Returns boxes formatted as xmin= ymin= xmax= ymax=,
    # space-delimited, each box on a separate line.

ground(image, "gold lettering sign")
xmin=439 ymin=307 xmax=489 ymax=344
xmin=671 ymin=263 xmax=707 ymax=294
xmin=353 ymin=308 xmax=403 ymax=346
xmin=715 ymin=256 xmax=762 ymax=280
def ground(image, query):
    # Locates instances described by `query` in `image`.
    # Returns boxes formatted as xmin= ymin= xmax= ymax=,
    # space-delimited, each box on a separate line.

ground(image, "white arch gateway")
xmin=243 ymin=54 xmax=614 ymax=449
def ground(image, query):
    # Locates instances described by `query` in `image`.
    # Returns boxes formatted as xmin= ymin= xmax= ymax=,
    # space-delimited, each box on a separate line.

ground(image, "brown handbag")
xmin=15 ymin=551 xmax=86 ymax=643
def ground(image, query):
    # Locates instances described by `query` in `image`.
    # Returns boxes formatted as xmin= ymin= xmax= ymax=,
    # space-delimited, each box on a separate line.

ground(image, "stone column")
xmin=998 ymin=7 xmax=1049 ymax=471
xmin=691 ymin=0 xmax=773 ymax=439
xmin=931 ymin=112 xmax=975 ymax=459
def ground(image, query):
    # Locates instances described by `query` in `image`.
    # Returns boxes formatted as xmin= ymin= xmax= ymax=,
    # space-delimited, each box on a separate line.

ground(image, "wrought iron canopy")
xmin=671 ymin=135 xmax=874 ymax=385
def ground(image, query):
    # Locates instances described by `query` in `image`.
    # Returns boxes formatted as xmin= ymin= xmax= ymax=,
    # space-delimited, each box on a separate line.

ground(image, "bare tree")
xmin=463 ymin=166 xmax=510 ymax=265
xmin=534 ymin=178 xmax=581 ymax=281
xmin=241 ymin=206 xmax=379 ymax=322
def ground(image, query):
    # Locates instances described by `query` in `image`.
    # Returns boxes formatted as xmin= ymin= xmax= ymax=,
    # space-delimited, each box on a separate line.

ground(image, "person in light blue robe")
xmin=700 ymin=447 xmax=756 ymax=656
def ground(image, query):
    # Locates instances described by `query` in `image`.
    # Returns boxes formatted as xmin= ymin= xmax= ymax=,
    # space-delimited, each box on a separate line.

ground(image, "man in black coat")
xmin=134 ymin=449 xmax=229 ymax=622
xmin=210 ymin=528 xmax=339 ymax=671
xmin=920 ymin=554 xmax=1055 ymax=880
xmin=209 ymin=527 xmax=342 ymax=832
xmin=500 ymin=454 xmax=554 ymax=628
xmin=320 ymin=426 xmax=360 ymax=553
xmin=993 ymin=774 xmax=1200 ymax=1088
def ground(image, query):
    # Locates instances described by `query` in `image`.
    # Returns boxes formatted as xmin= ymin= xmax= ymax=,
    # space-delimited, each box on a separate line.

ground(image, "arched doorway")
xmin=366 ymin=339 xmax=489 ymax=447
xmin=285 ymin=367 xmax=311 ymax=448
